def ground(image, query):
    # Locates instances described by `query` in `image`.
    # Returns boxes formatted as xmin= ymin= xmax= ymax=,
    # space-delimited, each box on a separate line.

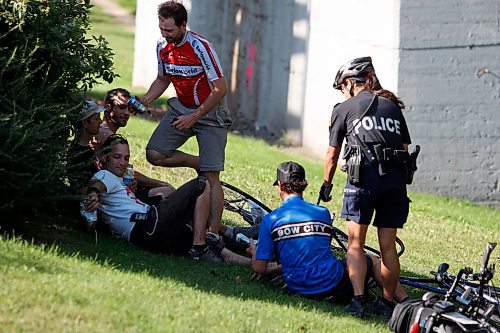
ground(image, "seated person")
xmin=67 ymin=100 xmax=104 ymax=195
xmin=84 ymin=134 xmax=250 ymax=265
xmin=94 ymin=88 xmax=173 ymax=203
xmin=248 ymin=161 xmax=409 ymax=316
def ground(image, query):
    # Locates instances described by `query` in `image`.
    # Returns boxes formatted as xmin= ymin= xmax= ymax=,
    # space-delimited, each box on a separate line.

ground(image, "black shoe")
xmin=365 ymin=297 xmax=395 ymax=320
xmin=188 ymin=245 xmax=223 ymax=263
xmin=345 ymin=297 xmax=366 ymax=317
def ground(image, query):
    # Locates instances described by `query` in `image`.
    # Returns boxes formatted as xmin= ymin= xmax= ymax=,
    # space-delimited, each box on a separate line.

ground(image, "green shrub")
xmin=0 ymin=0 xmax=116 ymax=215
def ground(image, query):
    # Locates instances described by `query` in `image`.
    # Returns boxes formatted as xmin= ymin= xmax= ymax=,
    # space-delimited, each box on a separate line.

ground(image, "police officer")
xmin=319 ymin=57 xmax=412 ymax=318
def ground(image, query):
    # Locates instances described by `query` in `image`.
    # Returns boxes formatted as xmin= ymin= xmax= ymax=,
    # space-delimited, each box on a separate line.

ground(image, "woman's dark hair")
xmin=281 ymin=180 xmax=309 ymax=194
xmin=158 ymin=1 xmax=188 ymax=26
xmin=362 ymin=72 xmax=405 ymax=109
xmin=102 ymin=134 xmax=128 ymax=155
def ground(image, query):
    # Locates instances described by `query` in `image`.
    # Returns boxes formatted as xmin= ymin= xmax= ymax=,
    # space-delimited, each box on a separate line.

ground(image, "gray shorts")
xmin=146 ymin=98 xmax=231 ymax=172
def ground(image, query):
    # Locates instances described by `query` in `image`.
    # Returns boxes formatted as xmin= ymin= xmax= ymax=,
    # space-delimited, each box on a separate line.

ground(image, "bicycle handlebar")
xmin=481 ymin=242 xmax=496 ymax=274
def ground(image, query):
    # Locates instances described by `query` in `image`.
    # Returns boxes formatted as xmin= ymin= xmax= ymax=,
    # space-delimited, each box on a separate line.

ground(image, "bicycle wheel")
xmin=331 ymin=226 xmax=405 ymax=257
xmin=221 ymin=181 xmax=271 ymax=226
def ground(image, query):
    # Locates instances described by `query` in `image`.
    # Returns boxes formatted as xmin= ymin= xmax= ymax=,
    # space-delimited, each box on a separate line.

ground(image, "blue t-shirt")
xmin=256 ymin=195 xmax=344 ymax=295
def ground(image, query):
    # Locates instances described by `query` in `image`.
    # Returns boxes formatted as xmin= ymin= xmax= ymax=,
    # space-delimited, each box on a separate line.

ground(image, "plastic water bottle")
xmin=79 ymin=200 xmax=97 ymax=226
xmin=123 ymin=164 xmax=134 ymax=186
xmin=236 ymin=233 xmax=258 ymax=247
xmin=127 ymin=97 xmax=150 ymax=115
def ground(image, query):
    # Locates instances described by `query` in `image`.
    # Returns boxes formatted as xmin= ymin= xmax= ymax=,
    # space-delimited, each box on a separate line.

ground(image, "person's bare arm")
xmin=134 ymin=170 xmax=171 ymax=188
xmin=172 ymin=77 xmax=228 ymax=130
xmin=85 ymin=180 xmax=106 ymax=212
xmin=323 ymin=145 xmax=341 ymax=185
xmin=140 ymin=75 xmax=171 ymax=106
xmin=247 ymin=238 xmax=269 ymax=274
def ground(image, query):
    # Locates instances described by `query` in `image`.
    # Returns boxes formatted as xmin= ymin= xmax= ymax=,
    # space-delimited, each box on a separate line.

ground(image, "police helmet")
xmin=333 ymin=56 xmax=374 ymax=90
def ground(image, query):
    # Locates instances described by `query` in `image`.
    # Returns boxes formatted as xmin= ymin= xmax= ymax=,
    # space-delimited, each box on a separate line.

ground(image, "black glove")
xmin=318 ymin=184 xmax=333 ymax=203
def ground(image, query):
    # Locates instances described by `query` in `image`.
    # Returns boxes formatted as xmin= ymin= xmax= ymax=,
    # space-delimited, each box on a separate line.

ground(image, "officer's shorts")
xmin=146 ymin=98 xmax=230 ymax=172
xmin=340 ymin=165 xmax=410 ymax=228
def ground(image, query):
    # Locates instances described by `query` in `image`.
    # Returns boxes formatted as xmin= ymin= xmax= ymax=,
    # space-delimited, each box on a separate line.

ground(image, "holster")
xmin=342 ymin=145 xmax=362 ymax=185
xmin=406 ymin=145 xmax=420 ymax=184
xmin=373 ymin=144 xmax=390 ymax=176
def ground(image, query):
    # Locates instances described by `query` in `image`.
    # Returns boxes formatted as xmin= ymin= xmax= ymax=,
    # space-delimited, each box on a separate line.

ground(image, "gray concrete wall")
xmin=187 ymin=0 xmax=309 ymax=143
xmin=398 ymin=0 xmax=500 ymax=205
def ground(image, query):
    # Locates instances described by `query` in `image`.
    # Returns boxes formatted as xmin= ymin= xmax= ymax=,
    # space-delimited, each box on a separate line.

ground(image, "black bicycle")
xmin=399 ymin=243 xmax=499 ymax=330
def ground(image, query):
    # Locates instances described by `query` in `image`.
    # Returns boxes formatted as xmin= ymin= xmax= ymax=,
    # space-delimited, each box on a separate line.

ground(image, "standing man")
xmin=319 ymin=57 xmax=412 ymax=317
xmin=139 ymin=1 xmax=232 ymax=243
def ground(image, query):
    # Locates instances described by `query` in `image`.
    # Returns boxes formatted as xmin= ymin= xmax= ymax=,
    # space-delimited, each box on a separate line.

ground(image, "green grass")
xmin=2 ymin=4 xmax=499 ymax=332
xmin=116 ymin=0 xmax=136 ymax=15
xmin=2 ymin=117 xmax=499 ymax=332
xmin=87 ymin=6 xmax=134 ymax=96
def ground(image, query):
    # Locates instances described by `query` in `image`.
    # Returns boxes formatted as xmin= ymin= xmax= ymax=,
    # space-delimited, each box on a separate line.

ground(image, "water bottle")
xmin=123 ymin=164 xmax=134 ymax=186
xmin=236 ymin=233 xmax=258 ymax=247
xmin=79 ymin=199 xmax=97 ymax=226
xmin=127 ymin=97 xmax=149 ymax=115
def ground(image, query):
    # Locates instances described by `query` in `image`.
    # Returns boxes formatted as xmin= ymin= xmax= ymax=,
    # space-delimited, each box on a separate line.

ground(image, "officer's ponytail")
xmin=364 ymin=73 xmax=405 ymax=110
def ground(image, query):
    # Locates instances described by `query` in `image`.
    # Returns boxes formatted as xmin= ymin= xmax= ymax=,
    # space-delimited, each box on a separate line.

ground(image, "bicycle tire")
xmin=221 ymin=181 xmax=271 ymax=226
xmin=331 ymin=226 xmax=405 ymax=257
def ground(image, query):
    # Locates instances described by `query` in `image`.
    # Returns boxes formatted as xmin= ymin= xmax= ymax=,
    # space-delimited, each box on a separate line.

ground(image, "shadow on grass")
xmin=2 ymin=215 xmax=398 ymax=326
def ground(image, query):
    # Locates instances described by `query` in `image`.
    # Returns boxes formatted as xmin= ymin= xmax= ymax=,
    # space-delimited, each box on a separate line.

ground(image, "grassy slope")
xmin=87 ymin=7 xmax=134 ymax=97
xmin=116 ymin=0 xmax=136 ymax=15
xmin=1 ymin=117 xmax=498 ymax=332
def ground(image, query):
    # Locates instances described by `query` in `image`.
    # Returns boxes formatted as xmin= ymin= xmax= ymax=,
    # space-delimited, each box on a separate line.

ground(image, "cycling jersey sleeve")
xmin=157 ymin=38 xmax=168 ymax=76
xmin=191 ymin=37 xmax=224 ymax=82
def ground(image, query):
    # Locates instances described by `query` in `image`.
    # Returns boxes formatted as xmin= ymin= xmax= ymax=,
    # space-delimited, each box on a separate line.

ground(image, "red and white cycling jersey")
xmin=157 ymin=31 xmax=224 ymax=108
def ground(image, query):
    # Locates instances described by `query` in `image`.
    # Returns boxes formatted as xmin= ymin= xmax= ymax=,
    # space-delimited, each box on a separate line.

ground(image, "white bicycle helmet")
xmin=333 ymin=56 xmax=374 ymax=90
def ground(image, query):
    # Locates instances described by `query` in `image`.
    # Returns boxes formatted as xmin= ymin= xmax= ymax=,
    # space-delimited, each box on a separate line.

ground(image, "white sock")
xmin=206 ymin=231 xmax=220 ymax=240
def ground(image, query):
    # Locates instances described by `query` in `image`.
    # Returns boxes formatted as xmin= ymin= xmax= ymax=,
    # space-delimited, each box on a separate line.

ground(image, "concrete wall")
xmin=303 ymin=0 xmax=401 ymax=160
xmin=398 ymin=0 xmax=500 ymax=204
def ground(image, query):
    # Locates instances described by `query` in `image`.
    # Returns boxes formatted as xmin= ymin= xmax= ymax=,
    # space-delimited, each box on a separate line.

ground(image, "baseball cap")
xmin=74 ymin=100 xmax=105 ymax=123
xmin=273 ymin=161 xmax=306 ymax=186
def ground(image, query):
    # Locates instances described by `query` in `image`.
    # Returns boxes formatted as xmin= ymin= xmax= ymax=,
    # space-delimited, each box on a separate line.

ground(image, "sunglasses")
xmin=113 ymin=103 xmax=131 ymax=111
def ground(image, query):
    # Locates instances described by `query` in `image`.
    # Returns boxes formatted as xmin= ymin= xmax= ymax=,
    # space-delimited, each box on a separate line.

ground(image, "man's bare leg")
xmin=221 ymin=248 xmax=251 ymax=266
xmin=203 ymin=171 xmax=223 ymax=235
xmin=346 ymin=221 xmax=369 ymax=297
xmin=368 ymin=254 xmax=408 ymax=303
xmin=378 ymin=227 xmax=401 ymax=302
xmin=146 ymin=149 xmax=199 ymax=169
